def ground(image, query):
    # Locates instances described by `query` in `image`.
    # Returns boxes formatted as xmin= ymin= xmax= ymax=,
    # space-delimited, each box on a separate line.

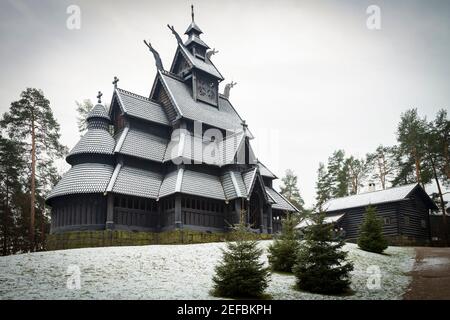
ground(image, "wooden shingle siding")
xmin=157 ymin=86 xmax=178 ymax=123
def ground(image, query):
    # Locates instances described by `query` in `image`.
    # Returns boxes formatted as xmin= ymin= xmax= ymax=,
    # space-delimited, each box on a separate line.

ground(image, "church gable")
xmin=170 ymin=47 xmax=193 ymax=78
xmin=150 ymin=74 xmax=181 ymax=124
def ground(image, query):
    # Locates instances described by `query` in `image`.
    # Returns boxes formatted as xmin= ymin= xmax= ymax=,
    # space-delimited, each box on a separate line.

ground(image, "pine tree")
xmin=293 ymin=213 xmax=354 ymax=294
xmin=0 ymin=135 xmax=26 ymax=255
xmin=327 ymin=150 xmax=349 ymax=198
xmin=268 ymin=213 xmax=300 ymax=273
xmin=357 ymin=206 xmax=388 ymax=254
xmin=424 ymin=112 xmax=449 ymax=245
xmin=315 ymin=162 xmax=331 ymax=210
xmin=345 ymin=156 xmax=368 ymax=195
xmin=280 ymin=169 xmax=305 ymax=212
xmin=75 ymin=99 xmax=94 ymax=134
xmin=212 ymin=212 xmax=270 ymax=298
xmin=366 ymin=145 xmax=396 ymax=190
xmin=395 ymin=108 xmax=431 ymax=185
xmin=1 ymin=88 xmax=67 ymax=250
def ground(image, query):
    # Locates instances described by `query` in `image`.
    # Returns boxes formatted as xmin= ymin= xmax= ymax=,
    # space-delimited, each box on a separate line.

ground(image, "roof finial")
xmin=143 ymin=40 xmax=164 ymax=71
xmin=191 ymin=4 xmax=195 ymax=22
xmin=241 ymin=119 xmax=247 ymax=131
xmin=112 ymin=76 xmax=119 ymax=89
xmin=97 ymin=91 xmax=103 ymax=104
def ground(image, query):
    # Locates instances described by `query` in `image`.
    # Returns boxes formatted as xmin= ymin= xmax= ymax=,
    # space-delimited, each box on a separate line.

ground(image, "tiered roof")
xmin=47 ymin=10 xmax=297 ymax=213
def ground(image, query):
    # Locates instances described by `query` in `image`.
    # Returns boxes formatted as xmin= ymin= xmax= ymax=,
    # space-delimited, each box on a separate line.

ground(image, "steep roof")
xmin=87 ymin=104 xmax=110 ymax=121
xmin=115 ymin=128 xmax=168 ymax=163
xmin=184 ymin=21 xmax=203 ymax=35
xmin=110 ymin=165 xmax=163 ymax=199
xmin=158 ymin=72 xmax=243 ymax=130
xmin=113 ymin=88 xmax=170 ymax=126
xmin=221 ymin=170 xmax=247 ymax=200
xmin=265 ymin=187 xmax=299 ymax=212
xmin=257 ymin=161 xmax=277 ymax=179
xmin=184 ymin=35 xmax=209 ymax=49
xmin=323 ymin=183 xmax=438 ymax=212
xmin=158 ymin=168 xmax=226 ymax=200
xmin=66 ymin=129 xmax=115 ymax=163
xmin=178 ymin=45 xmax=223 ymax=80
xmin=47 ymin=163 xmax=114 ymax=201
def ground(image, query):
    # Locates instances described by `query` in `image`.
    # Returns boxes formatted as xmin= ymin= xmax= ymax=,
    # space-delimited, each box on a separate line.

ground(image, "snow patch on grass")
xmin=0 ymin=241 xmax=414 ymax=300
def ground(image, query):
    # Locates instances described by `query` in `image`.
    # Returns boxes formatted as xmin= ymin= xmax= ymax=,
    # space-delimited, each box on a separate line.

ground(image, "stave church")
xmin=46 ymin=7 xmax=297 ymax=241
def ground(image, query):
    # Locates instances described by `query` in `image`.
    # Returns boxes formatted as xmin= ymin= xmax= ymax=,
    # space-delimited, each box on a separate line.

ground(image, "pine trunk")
xmin=444 ymin=141 xmax=449 ymax=179
xmin=413 ymin=147 xmax=421 ymax=184
xmin=30 ymin=116 xmax=36 ymax=251
xmin=2 ymin=182 xmax=9 ymax=256
xmin=430 ymin=156 xmax=448 ymax=245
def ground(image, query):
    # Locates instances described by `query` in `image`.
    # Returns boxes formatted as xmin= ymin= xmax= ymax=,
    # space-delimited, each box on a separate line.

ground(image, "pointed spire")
xmin=184 ymin=5 xmax=203 ymax=35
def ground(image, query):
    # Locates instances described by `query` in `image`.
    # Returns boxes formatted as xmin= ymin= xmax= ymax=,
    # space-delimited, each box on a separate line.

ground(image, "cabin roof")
xmin=159 ymin=71 xmax=243 ymax=130
xmin=324 ymin=183 xmax=438 ymax=212
xmin=296 ymin=213 xmax=345 ymax=229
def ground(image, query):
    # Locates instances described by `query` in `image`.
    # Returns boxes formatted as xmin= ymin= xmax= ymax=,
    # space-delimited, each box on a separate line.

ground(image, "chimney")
xmin=368 ymin=182 xmax=376 ymax=192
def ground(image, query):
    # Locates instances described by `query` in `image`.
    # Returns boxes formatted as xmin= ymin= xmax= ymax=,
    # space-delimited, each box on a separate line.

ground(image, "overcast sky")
xmin=0 ymin=0 xmax=449 ymax=207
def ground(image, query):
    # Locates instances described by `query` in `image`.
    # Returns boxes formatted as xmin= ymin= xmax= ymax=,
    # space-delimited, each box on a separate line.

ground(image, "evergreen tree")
xmin=315 ymin=162 xmax=331 ymax=210
xmin=267 ymin=213 xmax=300 ymax=272
xmin=0 ymin=135 xmax=26 ymax=255
xmin=430 ymin=109 xmax=449 ymax=181
xmin=345 ymin=156 xmax=368 ymax=195
xmin=1 ymin=88 xmax=67 ymax=250
xmin=212 ymin=212 xmax=270 ymax=298
xmin=366 ymin=145 xmax=396 ymax=190
xmin=424 ymin=113 xmax=449 ymax=244
xmin=327 ymin=150 xmax=348 ymax=198
xmin=357 ymin=206 xmax=388 ymax=254
xmin=280 ymin=169 xmax=305 ymax=212
xmin=395 ymin=108 xmax=431 ymax=185
xmin=293 ymin=213 xmax=354 ymax=294
xmin=76 ymin=99 xmax=94 ymax=134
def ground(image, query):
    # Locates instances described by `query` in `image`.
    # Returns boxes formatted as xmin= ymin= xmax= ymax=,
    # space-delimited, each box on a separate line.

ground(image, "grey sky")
xmin=0 ymin=0 xmax=449 ymax=207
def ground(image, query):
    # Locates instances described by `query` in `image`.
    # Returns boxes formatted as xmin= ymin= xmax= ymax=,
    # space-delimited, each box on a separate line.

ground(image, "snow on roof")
xmin=296 ymin=213 xmax=345 ymax=229
xmin=323 ymin=184 xmax=419 ymax=212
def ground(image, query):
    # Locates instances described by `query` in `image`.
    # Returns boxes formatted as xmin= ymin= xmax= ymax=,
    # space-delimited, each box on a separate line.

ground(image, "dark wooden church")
xmin=323 ymin=183 xmax=438 ymax=245
xmin=46 ymin=8 xmax=298 ymax=237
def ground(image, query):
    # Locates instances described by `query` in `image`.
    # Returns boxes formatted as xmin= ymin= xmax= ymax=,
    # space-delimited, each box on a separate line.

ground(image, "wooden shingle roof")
xmin=113 ymin=88 xmax=170 ymax=126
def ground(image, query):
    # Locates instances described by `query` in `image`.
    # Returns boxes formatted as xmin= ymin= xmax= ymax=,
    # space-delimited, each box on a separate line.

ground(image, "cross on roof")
xmin=97 ymin=91 xmax=103 ymax=103
xmin=112 ymin=76 xmax=119 ymax=88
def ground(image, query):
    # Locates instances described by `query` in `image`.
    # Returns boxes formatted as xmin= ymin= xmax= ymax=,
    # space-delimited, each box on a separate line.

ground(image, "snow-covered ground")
xmin=0 ymin=241 xmax=414 ymax=300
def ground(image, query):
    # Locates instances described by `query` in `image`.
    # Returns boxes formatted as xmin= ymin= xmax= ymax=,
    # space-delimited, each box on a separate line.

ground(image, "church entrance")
xmin=249 ymin=190 xmax=262 ymax=230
